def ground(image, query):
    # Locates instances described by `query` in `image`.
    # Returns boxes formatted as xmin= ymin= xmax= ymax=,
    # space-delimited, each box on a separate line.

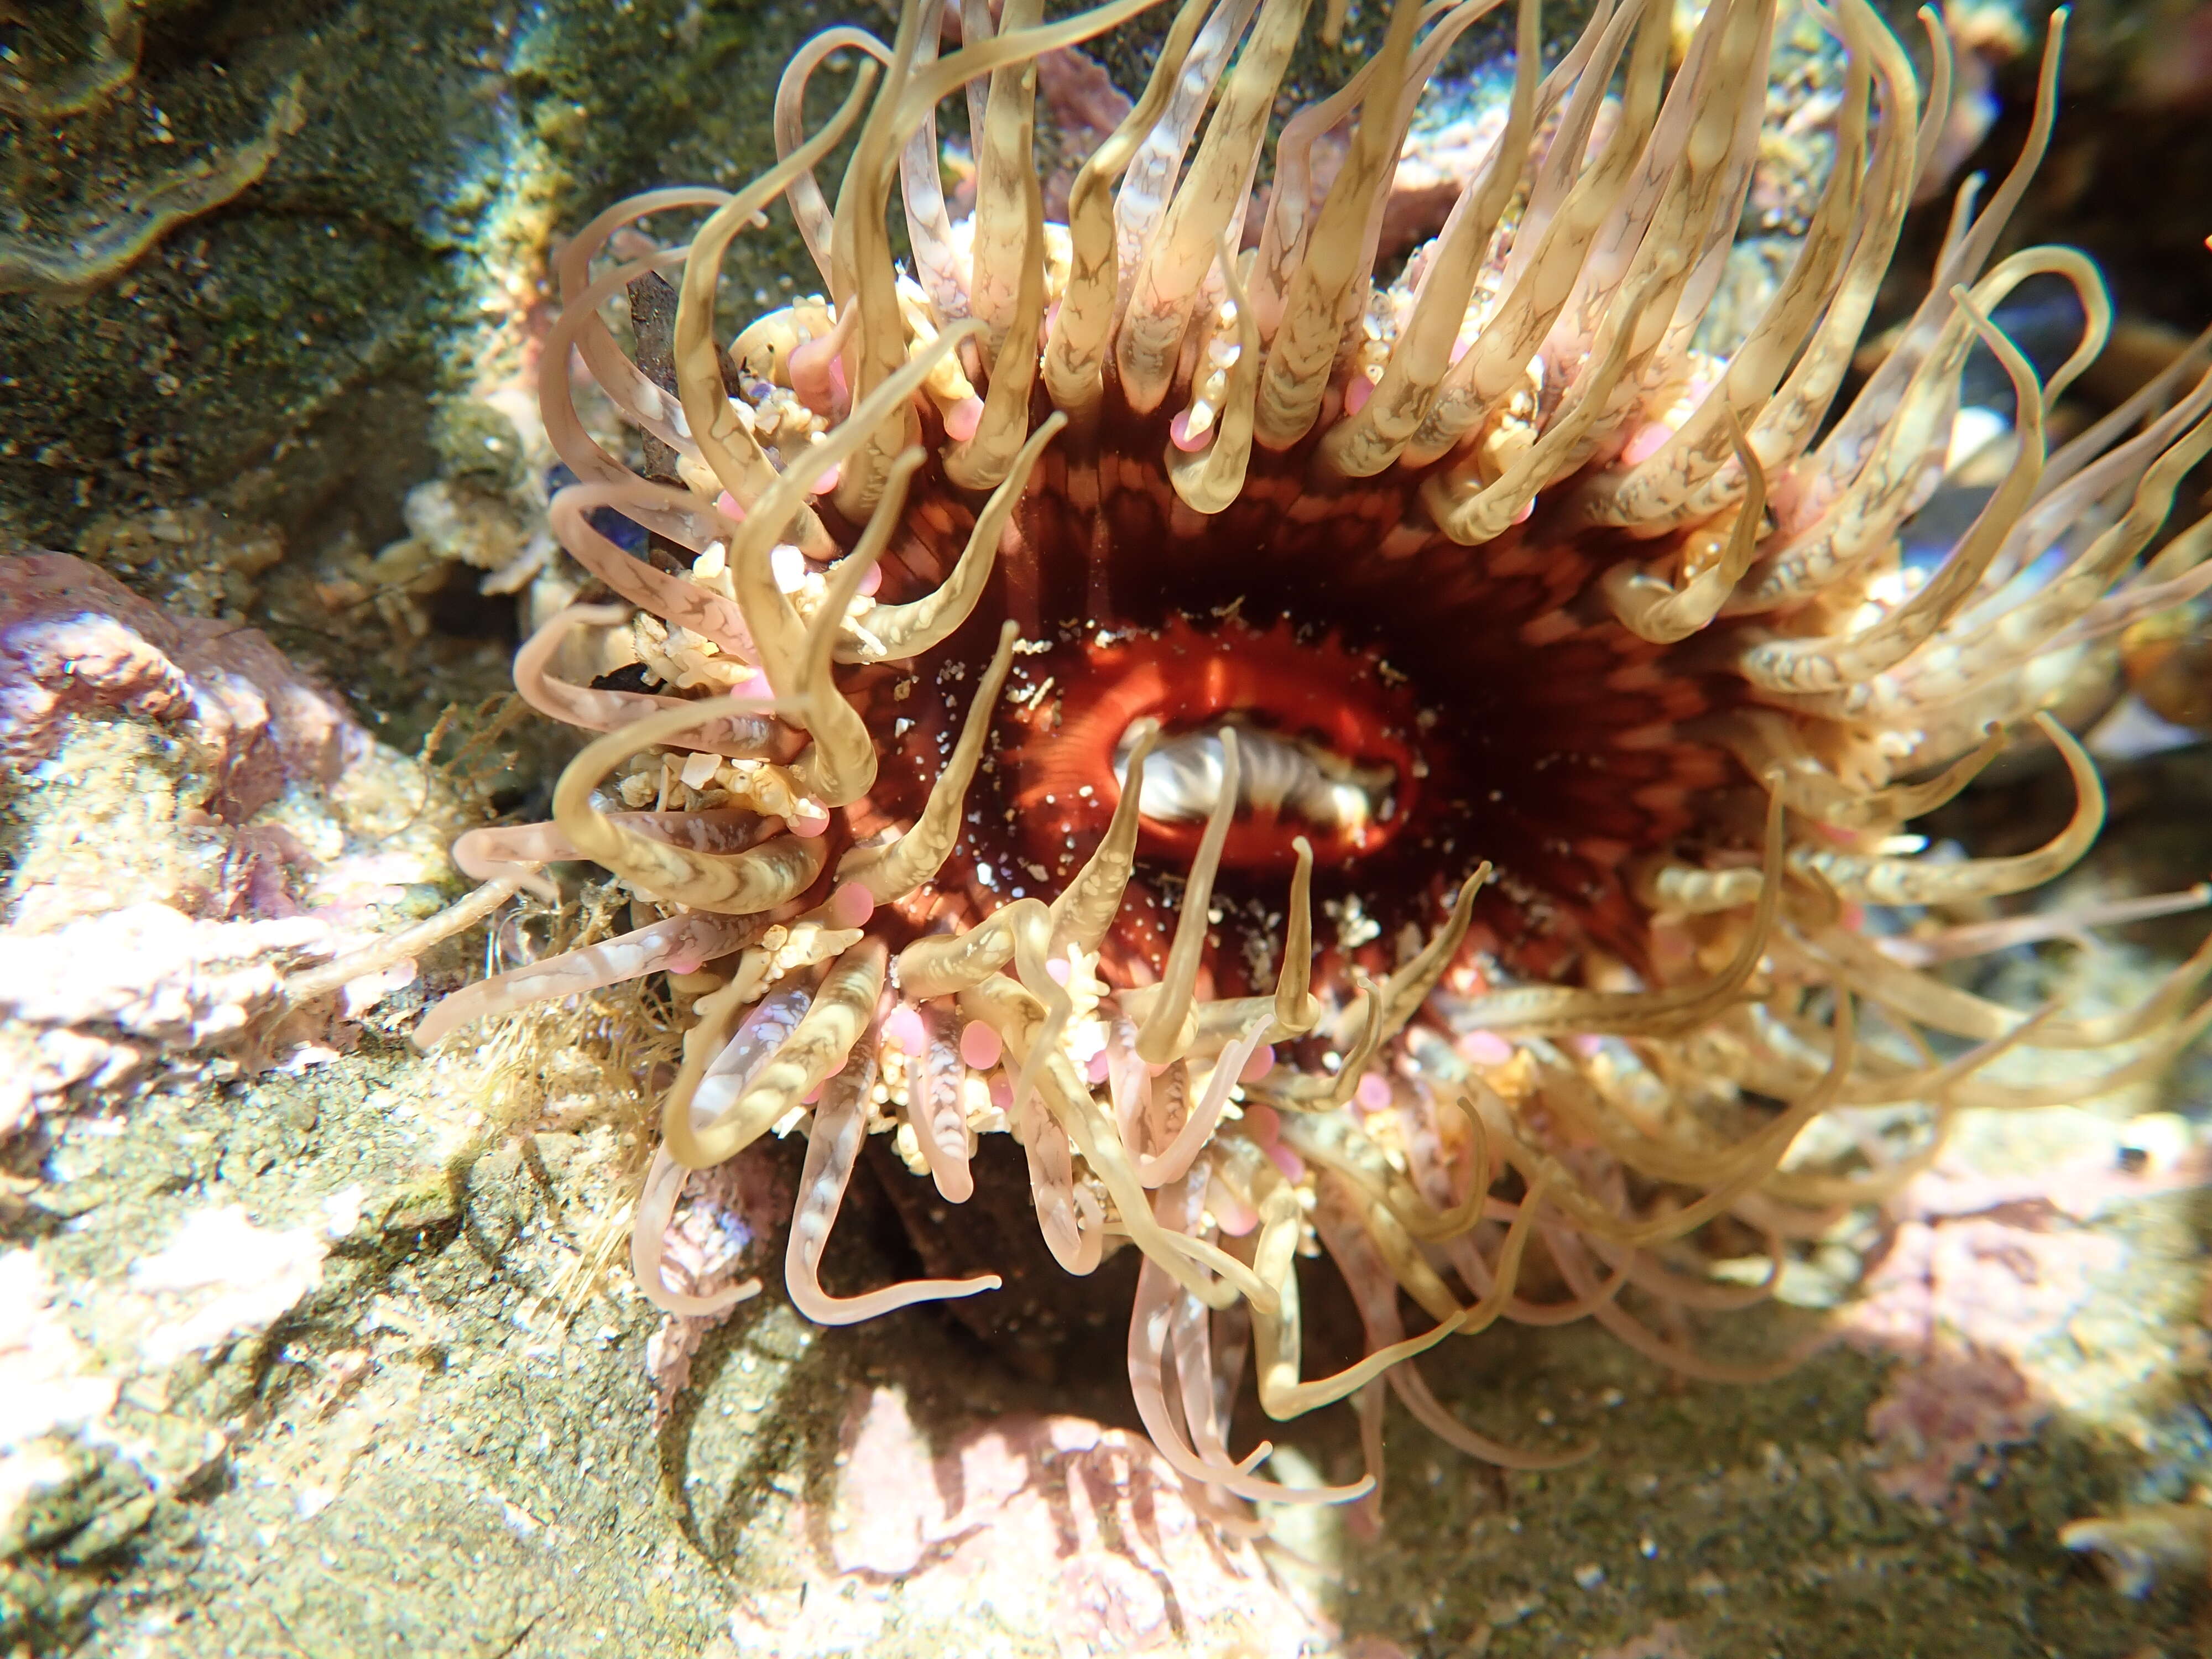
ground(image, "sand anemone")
xmin=359 ymin=0 xmax=2212 ymax=1512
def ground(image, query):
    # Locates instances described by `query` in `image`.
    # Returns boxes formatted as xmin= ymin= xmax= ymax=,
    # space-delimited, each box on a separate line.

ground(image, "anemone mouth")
xmin=848 ymin=437 xmax=1740 ymax=982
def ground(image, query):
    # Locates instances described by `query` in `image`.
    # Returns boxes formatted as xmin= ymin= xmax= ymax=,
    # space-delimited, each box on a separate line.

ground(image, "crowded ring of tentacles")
xmin=376 ymin=0 xmax=2212 ymax=1510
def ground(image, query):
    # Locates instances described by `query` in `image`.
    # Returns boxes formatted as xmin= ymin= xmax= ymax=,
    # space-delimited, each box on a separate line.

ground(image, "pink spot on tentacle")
xmin=1046 ymin=956 xmax=1071 ymax=986
xmin=790 ymin=802 xmax=831 ymax=838
xmin=790 ymin=305 xmax=860 ymax=417
xmin=858 ymin=562 xmax=883 ymax=598
xmin=808 ymin=463 xmax=842 ymax=496
xmin=1239 ymin=1042 xmax=1276 ymax=1084
xmin=1242 ymin=1103 xmax=1281 ymax=1148
xmin=714 ymin=491 xmax=746 ymax=523
xmin=1207 ymin=1174 xmax=1260 ymax=1237
xmin=828 ymin=881 xmax=875 ymax=928
xmin=959 ymin=1021 xmax=1003 ymax=1070
xmin=1168 ymin=409 xmax=1209 ymax=452
xmin=943 ymin=396 xmax=984 ymax=442
xmin=1085 ymin=1049 xmax=1112 ymax=1084
xmin=664 ymin=953 xmax=703 ymax=977
xmin=1355 ymin=1072 xmax=1392 ymax=1114
xmin=1342 ymin=374 xmax=1375 ymax=416
xmin=881 ymin=1004 xmax=926 ymax=1055
xmin=1265 ymin=1142 xmax=1307 ymax=1183
xmin=1622 ymin=420 xmax=1674 ymax=466
xmin=1455 ymin=1030 xmax=1515 ymax=1066
xmin=1511 ymin=496 xmax=1537 ymax=526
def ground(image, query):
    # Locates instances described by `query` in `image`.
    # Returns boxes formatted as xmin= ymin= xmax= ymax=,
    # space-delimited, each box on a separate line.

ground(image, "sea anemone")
xmin=359 ymin=0 xmax=2212 ymax=1514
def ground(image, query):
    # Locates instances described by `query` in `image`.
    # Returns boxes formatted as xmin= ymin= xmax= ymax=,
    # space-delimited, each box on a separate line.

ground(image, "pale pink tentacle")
xmin=632 ymin=1149 xmax=764 ymax=1317
xmin=414 ymin=912 xmax=759 ymax=1048
xmin=786 ymin=1028 xmax=1003 ymax=1323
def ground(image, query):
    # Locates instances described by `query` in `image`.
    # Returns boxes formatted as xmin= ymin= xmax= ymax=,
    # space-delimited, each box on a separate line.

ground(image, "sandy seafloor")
xmin=7 ymin=0 xmax=2212 ymax=1653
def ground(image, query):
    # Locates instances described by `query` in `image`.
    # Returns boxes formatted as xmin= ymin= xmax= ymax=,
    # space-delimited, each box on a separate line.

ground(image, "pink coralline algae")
xmin=0 ymin=551 xmax=444 ymax=1130
xmin=0 ymin=552 xmax=366 ymax=822
xmin=1843 ymin=1138 xmax=2199 ymax=1508
xmin=723 ymin=1385 xmax=1350 ymax=1657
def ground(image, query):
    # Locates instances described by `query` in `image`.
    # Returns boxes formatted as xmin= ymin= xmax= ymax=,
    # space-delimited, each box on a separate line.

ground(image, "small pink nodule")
xmin=1208 ymin=1177 xmax=1260 ymax=1238
xmin=1511 ymin=495 xmax=1537 ymax=526
xmin=1265 ymin=1142 xmax=1307 ymax=1183
xmin=1456 ymin=1030 xmax=1516 ymax=1067
xmin=828 ymin=880 xmax=875 ymax=928
xmin=808 ymin=463 xmax=842 ymax=496
xmin=1342 ymin=373 xmax=1375 ymax=416
xmin=1242 ymin=1102 xmax=1281 ymax=1149
xmin=1045 ymin=956 xmax=1071 ymax=986
xmin=803 ymin=1083 xmax=823 ymax=1105
xmin=960 ymin=1020 xmax=1003 ymax=1070
xmin=1354 ymin=1072 xmax=1392 ymax=1113
xmin=858 ymin=562 xmax=883 ymax=598
xmin=714 ymin=490 xmax=746 ymax=523
xmin=1622 ymin=420 xmax=1674 ymax=467
xmin=1167 ymin=408 xmax=1209 ymax=453
xmin=881 ymin=1004 xmax=927 ymax=1055
xmin=943 ymin=397 xmax=984 ymax=442
xmin=1084 ymin=1048 xmax=1112 ymax=1084
xmin=664 ymin=953 xmax=703 ymax=977
xmin=790 ymin=805 xmax=831 ymax=839
xmin=1239 ymin=1042 xmax=1276 ymax=1085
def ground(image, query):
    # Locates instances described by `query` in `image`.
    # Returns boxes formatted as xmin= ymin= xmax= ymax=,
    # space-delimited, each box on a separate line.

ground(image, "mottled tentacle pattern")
xmin=387 ymin=0 xmax=2211 ymax=1518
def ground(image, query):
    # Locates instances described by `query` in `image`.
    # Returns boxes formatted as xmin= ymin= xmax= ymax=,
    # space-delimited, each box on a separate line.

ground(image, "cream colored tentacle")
xmin=838 ymin=623 xmax=1019 ymax=901
xmin=898 ymin=898 xmax=1050 ymax=1000
xmin=1462 ymin=794 xmax=1785 ymax=1036
xmin=1167 ymin=237 xmax=1262 ymax=513
xmin=550 ymin=696 xmax=829 ymax=914
xmin=1423 ymin=278 xmax=1660 ymax=544
xmin=665 ymin=939 xmax=888 ymax=1168
xmin=958 ymin=972 xmax=1264 ymax=1311
xmin=1113 ymin=0 xmax=1259 ymax=281
xmin=1136 ymin=728 xmax=1244 ymax=1065
xmin=785 ymin=452 xmax=924 ymax=810
xmin=775 ymin=27 xmax=894 ymax=284
xmin=1809 ymin=14 xmax=2065 ymax=489
xmin=731 ymin=325 xmax=982 ymax=698
xmin=1049 ymin=721 xmax=1161 ymax=957
xmin=1043 ymin=0 xmax=1208 ymax=411
xmin=1729 ymin=249 xmax=2094 ymax=619
xmin=1907 ymin=2 xmax=1953 ymax=196
xmin=1718 ymin=711 xmax=2002 ymax=833
xmin=1318 ymin=0 xmax=1541 ymax=478
xmin=1250 ymin=0 xmax=1419 ymax=451
xmin=944 ymin=82 xmax=1048 ymax=491
xmin=842 ymin=414 xmax=1065 ymax=662
xmin=786 ymin=1025 xmax=1004 ymax=1322
xmin=1275 ymin=836 xmax=1322 ymax=1037
xmin=1378 ymin=867 xmax=1491 ymax=1043
xmin=1600 ymin=411 xmax=1767 ymax=643
xmin=1791 ymin=714 xmax=2103 ymax=906
xmin=1739 ymin=286 xmax=2043 ymax=695
xmin=514 ymin=603 xmax=787 ymax=755
xmin=966 ymin=0 xmax=1044 ymax=352
xmin=1880 ymin=401 xmax=2212 ymax=716
xmin=1574 ymin=0 xmax=1872 ymax=529
xmin=676 ymin=66 xmax=879 ymax=556
xmin=1116 ymin=0 xmax=1310 ymax=415
xmin=1405 ymin=0 xmax=1663 ymax=466
xmin=552 ymin=187 xmax=724 ymax=460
